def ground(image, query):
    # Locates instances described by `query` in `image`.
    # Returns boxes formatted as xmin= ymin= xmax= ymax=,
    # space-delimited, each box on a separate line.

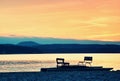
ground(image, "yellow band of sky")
xmin=0 ymin=0 xmax=120 ymax=41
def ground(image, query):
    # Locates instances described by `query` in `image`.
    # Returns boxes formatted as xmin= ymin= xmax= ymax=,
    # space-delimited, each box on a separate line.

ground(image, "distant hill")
xmin=17 ymin=41 xmax=40 ymax=47
xmin=0 ymin=37 xmax=120 ymax=54
xmin=0 ymin=37 xmax=120 ymax=45
xmin=36 ymin=44 xmax=120 ymax=53
xmin=0 ymin=44 xmax=42 ymax=54
xmin=0 ymin=43 xmax=120 ymax=54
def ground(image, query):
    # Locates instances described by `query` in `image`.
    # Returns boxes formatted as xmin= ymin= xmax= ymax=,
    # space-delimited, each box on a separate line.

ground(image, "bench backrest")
xmin=56 ymin=58 xmax=65 ymax=64
xmin=84 ymin=56 xmax=92 ymax=61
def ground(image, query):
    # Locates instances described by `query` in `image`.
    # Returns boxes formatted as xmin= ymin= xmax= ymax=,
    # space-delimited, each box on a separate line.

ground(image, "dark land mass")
xmin=36 ymin=44 xmax=120 ymax=53
xmin=0 ymin=44 xmax=41 ymax=54
xmin=0 ymin=43 xmax=120 ymax=54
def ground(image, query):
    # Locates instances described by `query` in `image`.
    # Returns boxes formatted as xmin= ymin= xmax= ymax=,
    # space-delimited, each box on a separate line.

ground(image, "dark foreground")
xmin=0 ymin=71 xmax=120 ymax=81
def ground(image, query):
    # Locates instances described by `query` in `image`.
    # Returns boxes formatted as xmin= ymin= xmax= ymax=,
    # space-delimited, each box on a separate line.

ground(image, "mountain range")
xmin=0 ymin=37 xmax=120 ymax=45
xmin=0 ymin=41 xmax=120 ymax=54
xmin=0 ymin=37 xmax=120 ymax=54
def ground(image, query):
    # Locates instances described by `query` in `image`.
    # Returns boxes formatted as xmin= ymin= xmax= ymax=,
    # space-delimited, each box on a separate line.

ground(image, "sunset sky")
xmin=0 ymin=0 xmax=120 ymax=41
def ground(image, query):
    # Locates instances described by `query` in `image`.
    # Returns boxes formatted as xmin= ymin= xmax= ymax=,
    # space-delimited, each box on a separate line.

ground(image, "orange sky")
xmin=0 ymin=0 xmax=120 ymax=41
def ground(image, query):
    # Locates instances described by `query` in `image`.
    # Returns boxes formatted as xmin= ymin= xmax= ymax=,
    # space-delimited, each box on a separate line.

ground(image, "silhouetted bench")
xmin=78 ymin=56 xmax=93 ymax=66
xmin=56 ymin=58 xmax=69 ymax=67
xmin=84 ymin=56 xmax=93 ymax=66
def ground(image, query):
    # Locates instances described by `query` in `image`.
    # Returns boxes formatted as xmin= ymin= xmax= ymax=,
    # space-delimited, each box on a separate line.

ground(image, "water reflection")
xmin=0 ymin=54 xmax=120 ymax=72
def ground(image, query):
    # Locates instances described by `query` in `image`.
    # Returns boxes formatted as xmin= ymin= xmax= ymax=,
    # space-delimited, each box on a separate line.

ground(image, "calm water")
xmin=0 ymin=53 xmax=120 ymax=72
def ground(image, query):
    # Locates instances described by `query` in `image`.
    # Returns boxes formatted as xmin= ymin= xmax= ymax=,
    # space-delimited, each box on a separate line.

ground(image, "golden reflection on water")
xmin=0 ymin=54 xmax=120 ymax=70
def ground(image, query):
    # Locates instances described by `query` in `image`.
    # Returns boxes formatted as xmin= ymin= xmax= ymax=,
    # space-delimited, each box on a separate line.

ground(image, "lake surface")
xmin=0 ymin=53 xmax=120 ymax=72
